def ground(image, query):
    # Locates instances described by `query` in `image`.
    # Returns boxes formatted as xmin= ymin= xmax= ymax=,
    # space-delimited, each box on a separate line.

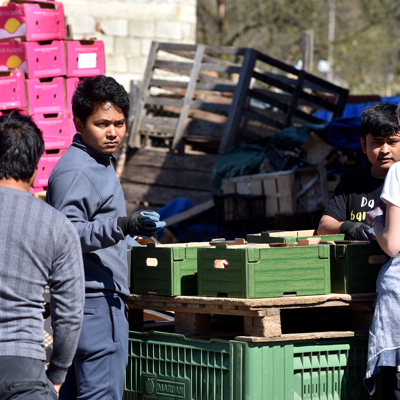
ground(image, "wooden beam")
xmin=128 ymin=41 xmax=159 ymax=148
xmin=172 ymin=44 xmax=205 ymax=150
xmin=219 ymin=48 xmax=257 ymax=154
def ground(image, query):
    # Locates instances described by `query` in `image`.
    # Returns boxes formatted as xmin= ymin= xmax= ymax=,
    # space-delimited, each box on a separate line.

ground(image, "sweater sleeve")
xmin=46 ymin=219 xmax=85 ymax=383
xmin=47 ymin=169 xmax=125 ymax=253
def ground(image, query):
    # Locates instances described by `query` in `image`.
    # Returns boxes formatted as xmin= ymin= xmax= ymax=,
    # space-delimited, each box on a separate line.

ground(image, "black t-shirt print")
xmin=323 ymin=166 xmax=384 ymax=223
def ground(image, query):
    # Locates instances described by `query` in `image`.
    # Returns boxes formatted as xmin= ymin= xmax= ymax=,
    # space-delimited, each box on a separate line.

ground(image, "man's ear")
xmin=73 ymin=117 xmax=84 ymax=135
xmin=29 ymin=164 xmax=39 ymax=187
xmin=360 ymin=137 xmax=367 ymax=154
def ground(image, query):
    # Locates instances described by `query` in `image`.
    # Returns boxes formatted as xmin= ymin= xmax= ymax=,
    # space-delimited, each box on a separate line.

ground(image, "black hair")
xmin=0 ymin=111 xmax=44 ymax=183
xmin=360 ymin=103 xmax=398 ymax=139
xmin=72 ymin=75 xmax=130 ymax=125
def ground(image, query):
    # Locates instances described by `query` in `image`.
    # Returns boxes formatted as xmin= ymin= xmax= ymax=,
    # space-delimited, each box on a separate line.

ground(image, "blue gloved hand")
xmin=117 ymin=211 xmax=166 ymax=237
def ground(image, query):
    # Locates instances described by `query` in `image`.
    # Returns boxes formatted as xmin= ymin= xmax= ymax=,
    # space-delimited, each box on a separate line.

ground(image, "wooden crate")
xmin=128 ymin=42 xmax=349 ymax=153
xmin=247 ymin=230 xmax=345 ymax=243
xmin=131 ymin=242 xmax=210 ymax=296
xmin=331 ymin=241 xmax=389 ymax=294
xmin=197 ymin=243 xmax=330 ymax=298
xmin=222 ymin=167 xmax=328 ymax=216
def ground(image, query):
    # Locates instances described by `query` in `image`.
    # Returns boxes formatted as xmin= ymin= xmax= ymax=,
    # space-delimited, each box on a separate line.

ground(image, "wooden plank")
xmin=122 ymin=182 xmax=214 ymax=206
xmin=243 ymin=107 xmax=285 ymax=131
xmin=172 ymin=45 xmax=205 ymax=150
xmin=235 ymin=331 xmax=367 ymax=343
xmin=284 ymin=70 xmax=305 ymax=127
xmin=252 ymin=71 xmax=295 ymax=95
xmin=332 ymin=88 xmax=349 ymax=119
xmin=124 ymin=148 xmax=220 ymax=171
xmin=129 ymin=41 xmax=159 ymax=148
xmin=164 ymin=199 xmax=214 ymax=227
xmin=184 ymin=120 xmax=225 ymax=141
xmin=154 ymin=60 xmax=194 ymax=70
xmin=249 ymin=89 xmax=289 ymax=112
xmin=200 ymin=63 xmax=242 ymax=74
xmin=190 ymin=100 xmax=230 ymax=113
xmin=145 ymin=97 xmax=183 ymax=107
xmin=162 ymin=87 xmax=233 ymax=105
xmin=203 ymin=45 xmax=246 ymax=55
xmin=158 ymin=42 xmax=197 ymax=52
xmin=122 ymin=164 xmax=213 ymax=191
xmin=196 ymin=82 xmax=236 ymax=92
xmin=150 ymin=79 xmax=189 ymax=89
xmin=166 ymin=49 xmax=242 ymax=68
xmin=219 ymin=48 xmax=257 ymax=153
xmin=163 ymin=106 xmax=227 ymax=124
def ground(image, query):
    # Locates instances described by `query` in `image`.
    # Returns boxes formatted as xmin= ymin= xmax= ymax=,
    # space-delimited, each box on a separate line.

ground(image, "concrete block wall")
xmin=61 ymin=0 xmax=197 ymax=91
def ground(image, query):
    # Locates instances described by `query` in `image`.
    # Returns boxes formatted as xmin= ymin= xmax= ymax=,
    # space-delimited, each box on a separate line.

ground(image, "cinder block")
xmin=109 ymin=73 xmax=132 ymax=92
xmin=181 ymin=22 xmax=196 ymax=42
xmin=101 ymin=19 xmax=129 ymax=37
xmin=141 ymin=39 xmax=152 ymax=56
xmin=129 ymin=20 xmax=155 ymax=38
xmin=128 ymin=56 xmax=147 ymax=74
xmin=115 ymin=37 xmax=141 ymax=55
xmin=66 ymin=16 xmax=96 ymax=35
xmin=96 ymin=34 xmax=114 ymax=54
xmin=156 ymin=21 xmax=182 ymax=40
xmin=105 ymin=54 xmax=128 ymax=73
xmin=179 ymin=4 xmax=197 ymax=24
xmin=89 ymin=2 xmax=184 ymax=21
xmin=61 ymin=0 xmax=90 ymax=16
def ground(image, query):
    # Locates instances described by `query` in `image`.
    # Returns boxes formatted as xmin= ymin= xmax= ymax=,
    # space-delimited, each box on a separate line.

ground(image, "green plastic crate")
xmin=131 ymin=242 xmax=209 ymax=296
xmin=197 ymin=243 xmax=330 ymax=298
xmin=123 ymin=331 xmax=381 ymax=400
xmin=330 ymin=241 xmax=389 ymax=293
xmin=247 ymin=231 xmax=345 ymax=244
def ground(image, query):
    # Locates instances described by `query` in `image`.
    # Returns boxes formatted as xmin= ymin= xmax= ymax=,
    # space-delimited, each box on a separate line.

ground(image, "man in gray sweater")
xmin=46 ymin=76 xmax=165 ymax=399
xmin=0 ymin=111 xmax=85 ymax=399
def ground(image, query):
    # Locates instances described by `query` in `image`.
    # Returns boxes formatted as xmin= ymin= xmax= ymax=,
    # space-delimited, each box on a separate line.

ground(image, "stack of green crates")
xmin=131 ymin=242 xmax=210 ymax=296
xmin=197 ymin=243 xmax=331 ymax=298
xmin=123 ymin=331 xmax=381 ymax=399
xmin=246 ymin=230 xmax=345 ymax=244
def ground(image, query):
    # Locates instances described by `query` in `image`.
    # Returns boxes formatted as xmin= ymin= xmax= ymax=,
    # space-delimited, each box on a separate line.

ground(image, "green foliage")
xmin=197 ymin=0 xmax=400 ymax=94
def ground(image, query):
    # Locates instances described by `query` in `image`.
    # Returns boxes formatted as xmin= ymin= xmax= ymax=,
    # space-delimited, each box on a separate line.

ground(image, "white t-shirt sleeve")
xmin=381 ymin=162 xmax=400 ymax=208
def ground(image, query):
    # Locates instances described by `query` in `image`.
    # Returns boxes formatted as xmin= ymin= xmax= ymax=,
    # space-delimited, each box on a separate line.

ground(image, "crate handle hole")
xmin=214 ymin=259 xmax=229 ymax=269
xmin=216 ymin=293 xmax=228 ymax=297
xmin=146 ymin=258 xmax=158 ymax=267
xmin=283 ymin=292 xmax=297 ymax=297
xmin=148 ymin=289 xmax=157 ymax=295
xmin=36 ymin=58 xmax=39 ymax=63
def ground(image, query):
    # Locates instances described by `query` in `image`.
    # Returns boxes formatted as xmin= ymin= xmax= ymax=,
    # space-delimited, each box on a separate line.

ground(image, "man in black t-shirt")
xmin=317 ymin=103 xmax=400 ymax=240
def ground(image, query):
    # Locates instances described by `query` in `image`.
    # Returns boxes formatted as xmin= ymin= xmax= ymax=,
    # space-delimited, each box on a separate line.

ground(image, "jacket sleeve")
xmin=46 ymin=169 xmax=125 ymax=253
xmin=46 ymin=219 xmax=85 ymax=383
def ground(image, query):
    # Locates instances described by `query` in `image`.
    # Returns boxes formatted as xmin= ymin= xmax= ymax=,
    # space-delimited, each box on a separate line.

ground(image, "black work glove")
xmin=117 ymin=211 xmax=166 ymax=237
xmin=339 ymin=220 xmax=370 ymax=241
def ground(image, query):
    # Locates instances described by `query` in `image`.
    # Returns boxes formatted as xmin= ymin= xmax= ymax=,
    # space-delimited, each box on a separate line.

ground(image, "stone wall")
xmin=61 ymin=0 xmax=197 ymax=91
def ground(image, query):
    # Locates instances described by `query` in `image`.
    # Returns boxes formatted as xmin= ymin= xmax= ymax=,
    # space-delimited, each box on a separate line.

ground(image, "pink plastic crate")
xmin=34 ymin=148 xmax=66 ymax=187
xmin=32 ymin=113 xmax=71 ymax=150
xmin=0 ymin=39 xmax=65 ymax=78
xmin=66 ymin=77 xmax=79 ymax=115
xmin=0 ymin=70 xmax=26 ymax=110
xmin=0 ymin=1 xmax=65 ymax=42
xmin=65 ymin=40 xmax=105 ymax=77
xmin=0 ymin=108 xmax=27 ymax=116
xmin=25 ymin=77 xmax=66 ymax=115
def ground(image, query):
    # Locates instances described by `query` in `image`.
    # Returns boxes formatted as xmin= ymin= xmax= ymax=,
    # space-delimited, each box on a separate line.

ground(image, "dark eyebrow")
xmin=94 ymin=118 xmax=126 ymax=123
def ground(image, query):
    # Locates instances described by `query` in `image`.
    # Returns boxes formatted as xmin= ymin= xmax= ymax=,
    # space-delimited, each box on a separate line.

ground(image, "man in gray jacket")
xmin=46 ymin=76 xmax=165 ymax=400
xmin=0 ymin=111 xmax=85 ymax=399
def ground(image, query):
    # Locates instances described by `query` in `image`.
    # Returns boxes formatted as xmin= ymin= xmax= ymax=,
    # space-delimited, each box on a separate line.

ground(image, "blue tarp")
xmin=324 ymin=116 xmax=362 ymax=150
xmin=314 ymin=96 xmax=400 ymax=121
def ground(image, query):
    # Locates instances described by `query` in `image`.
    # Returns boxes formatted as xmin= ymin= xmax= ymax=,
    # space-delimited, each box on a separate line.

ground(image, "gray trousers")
xmin=0 ymin=356 xmax=57 ymax=400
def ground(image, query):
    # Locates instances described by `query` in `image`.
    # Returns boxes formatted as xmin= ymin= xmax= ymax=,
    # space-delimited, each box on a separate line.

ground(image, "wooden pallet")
xmin=125 ymin=293 xmax=375 ymax=341
xmin=128 ymin=41 xmax=349 ymax=153
xmin=121 ymin=147 xmax=219 ymax=212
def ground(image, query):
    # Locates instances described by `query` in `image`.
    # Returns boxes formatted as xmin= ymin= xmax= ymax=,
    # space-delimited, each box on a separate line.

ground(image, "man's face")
xmin=74 ymin=102 xmax=126 ymax=155
xmin=361 ymin=133 xmax=400 ymax=177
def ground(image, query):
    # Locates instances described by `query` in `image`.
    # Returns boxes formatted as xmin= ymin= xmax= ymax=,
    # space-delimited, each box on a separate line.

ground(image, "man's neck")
xmin=0 ymin=178 xmax=31 ymax=193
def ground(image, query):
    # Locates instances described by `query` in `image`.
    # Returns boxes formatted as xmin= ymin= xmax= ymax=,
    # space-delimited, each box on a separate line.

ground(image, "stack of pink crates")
xmin=0 ymin=0 xmax=105 ymax=192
